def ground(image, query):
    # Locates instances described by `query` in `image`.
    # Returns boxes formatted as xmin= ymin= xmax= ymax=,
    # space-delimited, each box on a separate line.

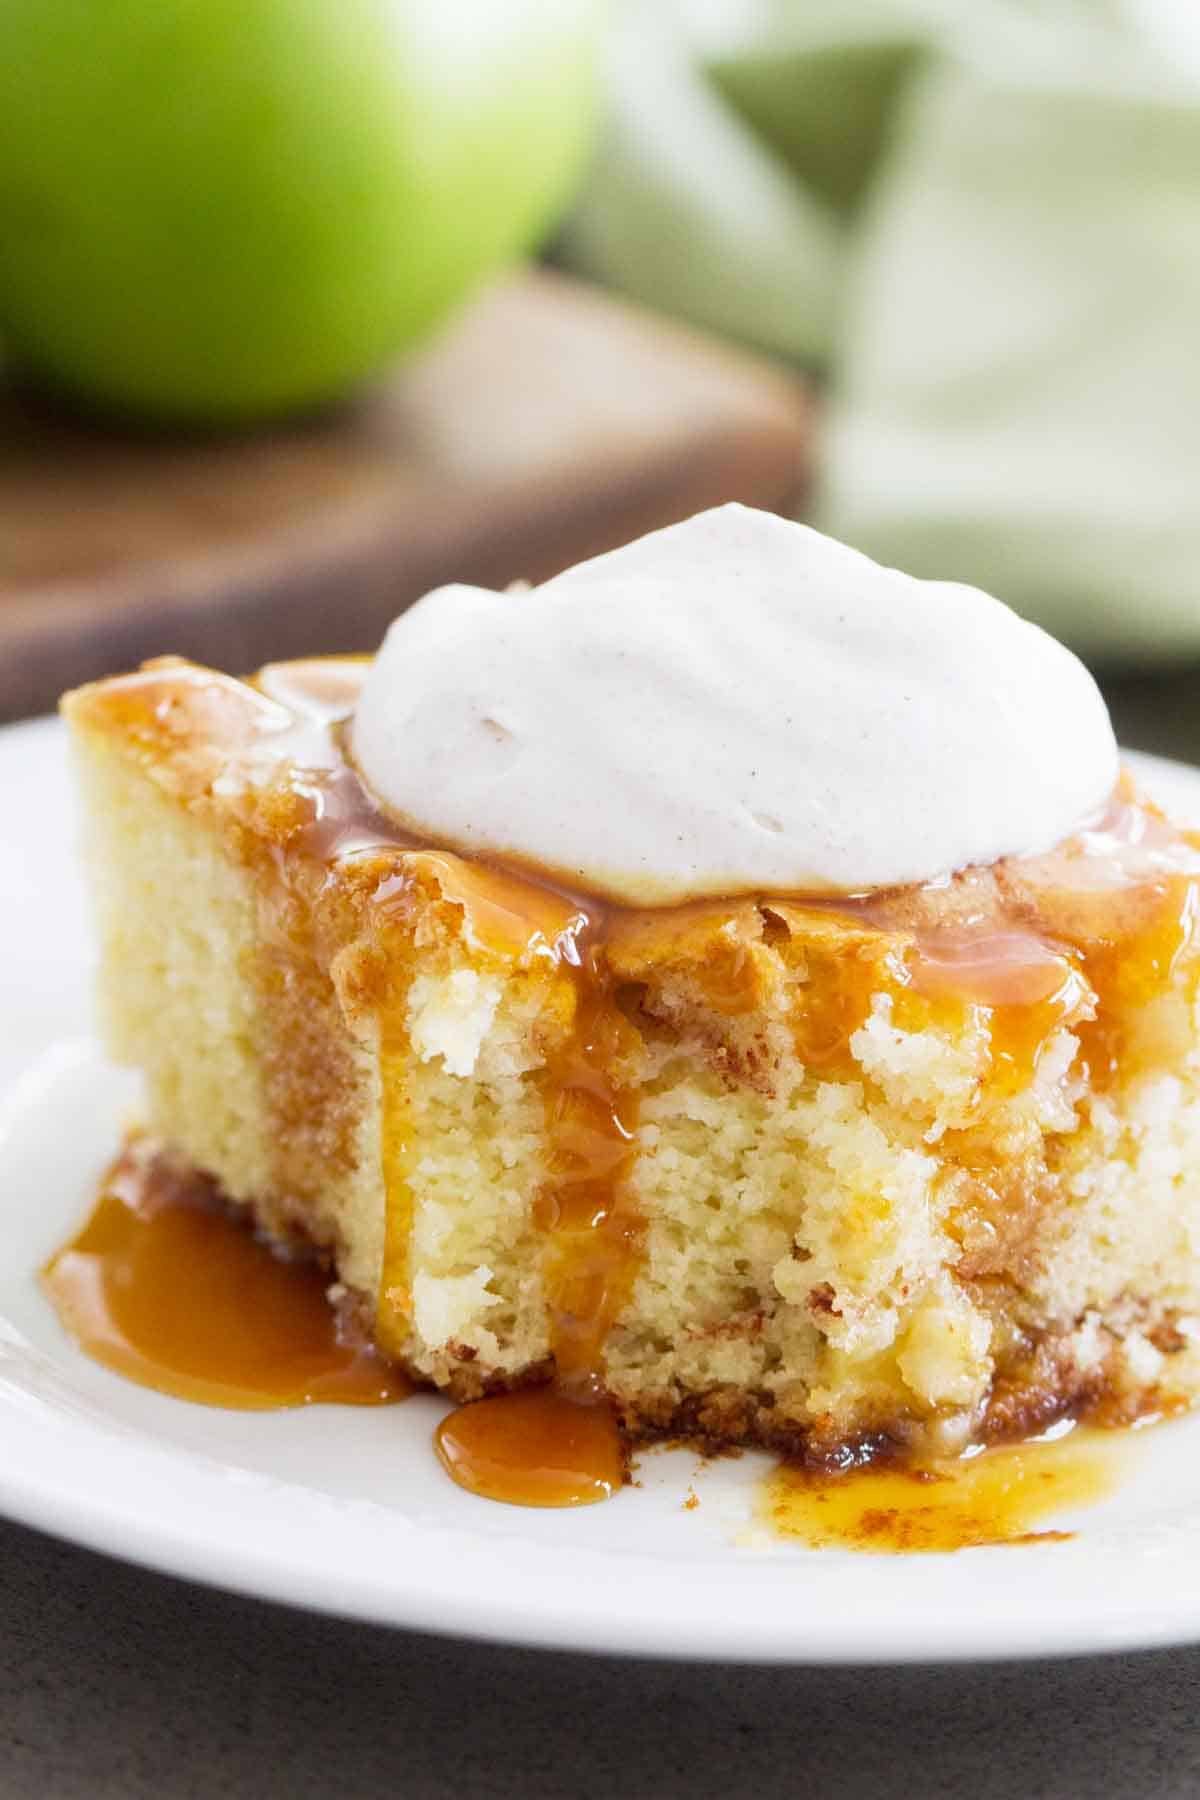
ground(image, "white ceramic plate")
xmin=8 ymin=715 xmax=1200 ymax=1665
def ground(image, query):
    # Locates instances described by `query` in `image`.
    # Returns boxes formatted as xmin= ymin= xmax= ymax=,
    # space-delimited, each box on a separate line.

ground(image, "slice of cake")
xmin=59 ymin=507 xmax=1200 ymax=1470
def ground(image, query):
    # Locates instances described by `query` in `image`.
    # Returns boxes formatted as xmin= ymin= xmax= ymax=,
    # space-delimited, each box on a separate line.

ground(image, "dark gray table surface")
xmin=6 ymin=670 xmax=1200 ymax=1799
xmin=4 ymin=1513 xmax=1200 ymax=1800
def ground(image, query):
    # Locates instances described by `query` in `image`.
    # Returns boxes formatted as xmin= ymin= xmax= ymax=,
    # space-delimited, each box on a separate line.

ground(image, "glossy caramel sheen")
xmin=760 ymin=1427 xmax=1120 ymax=1552
xmin=537 ymin=959 xmax=642 ymax=1397
xmin=434 ymin=1389 xmax=625 ymax=1506
xmin=43 ymin=1142 xmax=409 ymax=1410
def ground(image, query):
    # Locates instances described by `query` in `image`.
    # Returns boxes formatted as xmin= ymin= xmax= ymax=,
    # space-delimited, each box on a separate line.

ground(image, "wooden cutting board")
xmin=0 ymin=269 xmax=812 ymax=721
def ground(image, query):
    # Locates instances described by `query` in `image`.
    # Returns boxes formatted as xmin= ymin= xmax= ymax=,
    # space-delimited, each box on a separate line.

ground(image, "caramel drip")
xmin=907 ymin=927 xmax=1074 ymax=1008
xmin=1073 ymin=875 xmax=1200 ymax=1086
xmin=760 ymin=1426 xmax=1120 ymax=1553
xmin=537 ymin=949 xmax=642 ymax=1397
xmin=431 ymin=935 xmax=643 ymax=1506
xmin=985 ymin=974 xmax=1093 ymax=1098
xmin=902 ymin=933 xmax=1094 ymax=1098
xmin=43 ymin=1141 xmax=408 ymax=1410
xmin=376 ymin=1009 xmax=418 ymax=1359
xmin=791 ymin=939 xmax=895 ymax=1072
xmin=774 ymin=916 xmax=1092 ymax=1096
xmin=434 ymin=1388 xmax=625 ymax=1507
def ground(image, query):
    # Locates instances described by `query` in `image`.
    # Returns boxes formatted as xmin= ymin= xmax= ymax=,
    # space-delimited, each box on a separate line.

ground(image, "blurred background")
xmin=3 ymin=0 xmax=1199 ymax=755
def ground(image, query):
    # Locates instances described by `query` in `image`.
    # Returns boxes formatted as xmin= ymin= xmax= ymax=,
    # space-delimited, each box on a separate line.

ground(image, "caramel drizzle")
xmin=775 ymin=787 xmax=1200 ymax=1098
xmin=536 ymin=935 xmax=642 ymax=1398
xmin=375 ymin=1010 xmax=418 ymax=1362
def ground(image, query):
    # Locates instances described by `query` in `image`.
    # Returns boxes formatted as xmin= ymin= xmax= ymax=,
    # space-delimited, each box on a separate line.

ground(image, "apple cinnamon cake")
xmin=61 ymin=652 xmax=1200 ymax=1464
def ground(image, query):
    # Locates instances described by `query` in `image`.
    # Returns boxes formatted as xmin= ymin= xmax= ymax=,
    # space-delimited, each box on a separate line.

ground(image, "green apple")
xmin=0 ymin=1 xmax=601 ymax=424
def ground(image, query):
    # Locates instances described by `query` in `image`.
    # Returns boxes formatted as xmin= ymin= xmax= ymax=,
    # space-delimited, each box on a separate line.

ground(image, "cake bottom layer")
xmin=101 ymin=1137 xmax=1200 ymax=1469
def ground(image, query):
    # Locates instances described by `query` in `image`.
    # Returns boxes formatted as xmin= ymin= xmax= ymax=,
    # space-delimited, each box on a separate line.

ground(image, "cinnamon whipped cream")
xmin=351 ymin=505 xmax=1118 ymax=905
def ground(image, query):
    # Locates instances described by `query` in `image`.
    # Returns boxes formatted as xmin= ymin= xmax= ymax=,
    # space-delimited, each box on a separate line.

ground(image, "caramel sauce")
xmin=537 ymin=958 xmax=642 ymax=1396
xmin=43 ymin=1141 xmax=409 ymax=1410
xmin=762 ymin=918 xmax=1090 ymax=1098
xmin=261 ymin=662 xmax=641 ymax=1476
xmin=62 ymin=659 xmax=1200 ymax=1510
xmin=375 ymin=1009 xmax=419 ymax=1361
xmin=900 ymin=938 xmax=1094 ymax=1100
xmin=434 ymin=1388 xmax=625 ymax=1506
xmin=1073 ymin=877 xmax=1200 ymax=1085
xmin=760 ymin=1426 xmax=1121 ymax=1553
xmin=907 ymin=928 xmax=1075 ymax=1010
xmin=435 ymin=930 xmax=642 ymax=1498
xmin=791 ymin=937 xmax=899 ymax=1071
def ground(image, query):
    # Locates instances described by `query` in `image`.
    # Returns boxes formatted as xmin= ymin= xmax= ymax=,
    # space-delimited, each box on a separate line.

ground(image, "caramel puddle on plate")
xmin=42 ymin=1141 xmax=409 ymax=1410
xmin=759 ymin=1423 xmax=1129 ymax=1553
xmin=37 ymin=1141 xmax=1137 ymax=1530
xmin=435 ymin=1389 xmax=625 ymax=1508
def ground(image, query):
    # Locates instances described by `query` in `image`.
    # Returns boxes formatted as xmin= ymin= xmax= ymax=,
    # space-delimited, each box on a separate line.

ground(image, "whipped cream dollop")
xmin=351 ymin=505 xmax=1118 ymax=905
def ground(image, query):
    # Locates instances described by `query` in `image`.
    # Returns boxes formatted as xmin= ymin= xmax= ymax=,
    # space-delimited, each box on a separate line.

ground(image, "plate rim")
xmin=6 ymin=713 xmax=1200 ymax=1665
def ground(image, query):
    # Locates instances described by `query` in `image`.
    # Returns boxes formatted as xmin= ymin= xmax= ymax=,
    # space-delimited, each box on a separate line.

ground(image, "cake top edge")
xmin=59 ymin=648 xmax=1200 ymax=1004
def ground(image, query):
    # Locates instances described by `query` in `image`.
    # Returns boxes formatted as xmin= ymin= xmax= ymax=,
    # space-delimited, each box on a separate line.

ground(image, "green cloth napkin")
xmin=562 ymin=1 xmax=1200 ymax=660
